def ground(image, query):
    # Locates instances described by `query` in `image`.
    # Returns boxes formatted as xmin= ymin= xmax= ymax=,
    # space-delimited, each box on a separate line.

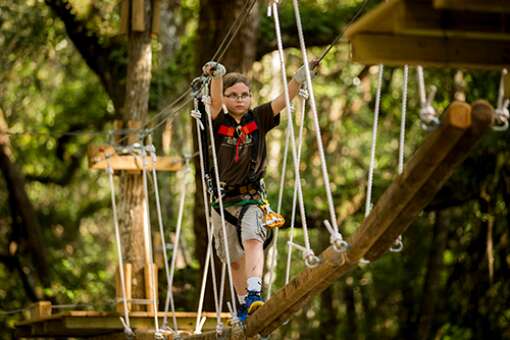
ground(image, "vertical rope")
xmin=267 ymin=114 xmax=291 ymax=298
xmin=202 ymin=84 xmax=239 ymax=323
xmin=365 ymin=65 xmax=384 ymax=218
xmin=272 ymin=3 xmax=318 ymax=269
xmin=390 ymin=65 xmax=408 ymax=253
xmin=291 ymin=0 xmax=342 ymax=241
xmin=191 ymin=101 xmax=222 ymax=332
xmin=285 ymin=93 xmax=308 ymax=283
xmin=162 ymin=162 xmax=189 ymax=331
xmin=106 ymin=159 xmax=134 ymax=337
xmin=139 ymin=144 xmax=160 ymax=334
xmin=146 ymin=145 xmax=178 ymax=334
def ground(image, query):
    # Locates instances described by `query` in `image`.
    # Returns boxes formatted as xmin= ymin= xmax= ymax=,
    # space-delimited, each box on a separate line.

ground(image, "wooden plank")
xmin=344 ymin=0 xmax=400 ymax=38
xmin=365 ymin=100 xmax=494 ymax=260
xmin=434 ymin=0 xmax=510 ymax=13
xmin=115 ymin=263 xmax=132 ymax=313
xmin=87 ymin=145 xmax=183 ymax=172
xmin=16 ymin=311 xmax=231 ymax=337
xmin=29 ymin=301 xmax=52 ymax=320
xmin=132 ymin=0 xmax=145 ymax=32
xmin=119 ymin=0 xmax=130 ymax=35
xmin=245 ymin=101 xmax=493 ymax=337
xmin=350 ymin=33 xmax=510 ymax=69
xmin=144 ymin=263 xmax=158 ymax=313
xmin=151 ymin=0 xmax=161 ymax=36
xmin=396 ymin=1 xmax=510 ymax=41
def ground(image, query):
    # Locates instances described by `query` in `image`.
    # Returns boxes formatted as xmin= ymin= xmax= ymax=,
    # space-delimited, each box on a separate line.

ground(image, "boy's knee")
xmin=231 ymin=260 xmax=241 ymax=270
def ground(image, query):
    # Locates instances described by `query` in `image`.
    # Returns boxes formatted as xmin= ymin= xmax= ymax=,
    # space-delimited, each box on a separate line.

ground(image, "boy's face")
xmin=223 ymin=82 xmax=252 ymax=116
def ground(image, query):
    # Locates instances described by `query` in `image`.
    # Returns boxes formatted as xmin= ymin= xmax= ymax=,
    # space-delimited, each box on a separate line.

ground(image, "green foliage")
xmin=1 ymin=0 xmax=510 ymax=339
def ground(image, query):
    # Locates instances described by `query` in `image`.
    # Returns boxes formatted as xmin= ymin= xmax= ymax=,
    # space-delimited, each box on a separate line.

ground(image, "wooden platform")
xmin=88 ymin=145 xmax=183 ymax=172
xmin=345 ymin=0 xmax=510 ymax=69
xmin=16 ymin=310 xmax=231 ymax=338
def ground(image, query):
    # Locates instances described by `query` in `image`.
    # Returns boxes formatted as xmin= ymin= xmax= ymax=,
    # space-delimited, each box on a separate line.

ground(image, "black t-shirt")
xmin=212 ymin=102 xmax=280 ymax=187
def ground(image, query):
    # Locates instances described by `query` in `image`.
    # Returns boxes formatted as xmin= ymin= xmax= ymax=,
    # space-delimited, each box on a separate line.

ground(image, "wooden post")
xmin=115 ymin=263 xmax=132 ymax=313
xmin=144 ymin=263 xmax=158 ymax=313
xmin=132 ymin=0 xmax=145 ymax=32
xmin=119 ymin=0 xmax=130 ymax=35
xmin=243 ymin=101 xmax=494 ymax=337
xmin=151 ymin=0 xmax=160 ymax=36
xmin=29 ymin=301 xmax=52 ymax=320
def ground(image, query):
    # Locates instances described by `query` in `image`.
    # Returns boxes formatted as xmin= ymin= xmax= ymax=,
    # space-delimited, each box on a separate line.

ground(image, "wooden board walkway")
xmin=16 ymin=310 xmax=230 ymax=338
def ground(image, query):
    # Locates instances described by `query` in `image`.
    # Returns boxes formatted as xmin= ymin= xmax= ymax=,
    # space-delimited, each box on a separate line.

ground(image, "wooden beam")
xmin=350 ymin=33 xmax=510 ymax=69
xmin=365 ymin=100 xmax=493 ymax=261
xmin=119 ymin=0 xmax=130 ymax=35
xmin=244 ymin=101 xmax=494 ymax=337
xmin=396 ymin=2 xmax=510 ymax=41
xmin=132 ymin=0 xmax=145 ymax=32
xmin=144 ymin=263 xmax=158 ymax=313
xmin=29 ymin=301 xmax=52 ymax=320
xmin=87 ymin=145 xmax=183 ymax=172
xmin=344 ymin=0 xmax=400 ymax=38
xmin=434 ymin=0 xmax=510 ymax=13
xmin=151 ymin=0 xmax=161 ymax=36
xmin=115 ymin=263 xmax=132 ymax=313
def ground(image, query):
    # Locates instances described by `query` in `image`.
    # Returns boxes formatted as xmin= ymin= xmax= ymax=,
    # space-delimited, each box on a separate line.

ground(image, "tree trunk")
xmin=193 ymin=0 xmax=259 ymax=310
xmin=117 ymin=0 xmax=154 ymax=308
xmin=416 ymin=210 xmax=449 ymax=340
xmin=0 ymin=111 xmax=50 ymax=292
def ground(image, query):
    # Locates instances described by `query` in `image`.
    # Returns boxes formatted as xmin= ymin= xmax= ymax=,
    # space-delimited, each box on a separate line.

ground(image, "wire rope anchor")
xmin=119 ymin=317 xmax=135 ymax=339
xmin=493 ymin=69 xmax=509 ymax=131
xmin=288 ymin=241 xmax=320 ymax=268
xmin=389 ymin=235 xmax=404 ymax=253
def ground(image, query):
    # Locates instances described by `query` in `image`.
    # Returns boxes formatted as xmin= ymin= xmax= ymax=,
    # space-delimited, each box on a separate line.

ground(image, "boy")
xmin=202 ymin=60 xmax=313 ymax=322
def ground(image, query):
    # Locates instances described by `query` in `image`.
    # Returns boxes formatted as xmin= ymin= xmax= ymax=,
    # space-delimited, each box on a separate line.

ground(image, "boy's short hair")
xmin=223 ymin=72 xmax=251 ymax=92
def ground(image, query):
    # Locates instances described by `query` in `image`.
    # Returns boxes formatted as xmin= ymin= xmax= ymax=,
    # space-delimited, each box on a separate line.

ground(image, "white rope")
xmin=291 ymin=0 xmax=348 ymax=251
xmin=202 ymin=81 xmax=239 ymax=324
xmin=106 ymin=157 xmax=135 ymax=338
xmin=493 ymin=68 xmax=509 ymax=131
xmin=364 ymin=65 xmax=384 ymax=218
xmin=267 ymin=106 xmax=291 ymax=298
xmin=161 ymin=160 xmax=190 ymax=336
xmin=416 ymin=66 xmax=439 ymax=130
xmin=390 ymin=65 xmax=409 ymax=253
xmin=138 ymin=142 xmax=161 ymax=335
xmin=191 ymin=99 xmax=222 ymax=333
xmin=271 ymin=3 xmax=319 ymax=271
xmin=146 ymin=144 xmax=178 ymax=334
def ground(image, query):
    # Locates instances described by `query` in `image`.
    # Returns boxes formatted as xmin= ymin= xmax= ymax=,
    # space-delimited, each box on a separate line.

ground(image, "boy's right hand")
xmin=202 ymin=61 xmax=226 ymax=78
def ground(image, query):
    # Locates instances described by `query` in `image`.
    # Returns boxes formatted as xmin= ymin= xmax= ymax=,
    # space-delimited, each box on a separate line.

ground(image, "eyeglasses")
xmin=224 ymin=93 xmax=251 ymax=101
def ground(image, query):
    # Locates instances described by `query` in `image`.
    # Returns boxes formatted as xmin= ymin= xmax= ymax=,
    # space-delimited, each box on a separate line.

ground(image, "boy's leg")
xmin=243 ymin=239 xmax=264 ymax=288
xmin=231 ymin=256 xmax=247 ymax=296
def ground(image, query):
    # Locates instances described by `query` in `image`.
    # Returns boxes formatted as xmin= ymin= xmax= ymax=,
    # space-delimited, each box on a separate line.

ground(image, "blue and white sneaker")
xmin=245 ymin=290 xmax=264 ymax=315
xmin=237 ymin=302 xmax=249 ymax=323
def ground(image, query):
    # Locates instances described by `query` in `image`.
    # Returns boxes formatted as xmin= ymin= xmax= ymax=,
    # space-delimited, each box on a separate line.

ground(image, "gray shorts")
xmin=211 ymin=204 xmax=271 ymax=264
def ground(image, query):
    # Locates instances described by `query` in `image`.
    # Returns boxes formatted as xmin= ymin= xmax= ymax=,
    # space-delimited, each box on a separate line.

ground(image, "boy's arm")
xmin=271 ymin=79 xmax=301 ymax=115
xmin=271 ymin=61 xmax=319 ymax=116
xmin=202 ymin=61 xmax=226 ymax=119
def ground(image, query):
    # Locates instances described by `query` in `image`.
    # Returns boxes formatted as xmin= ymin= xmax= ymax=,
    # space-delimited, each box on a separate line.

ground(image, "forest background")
xmin=1 ymin=0 xmax=509 ymax=339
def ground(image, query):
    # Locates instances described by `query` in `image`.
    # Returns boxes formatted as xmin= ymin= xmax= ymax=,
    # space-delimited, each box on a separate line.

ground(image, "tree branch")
xmin=44 ymin=0 xmax=127 ymax=110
